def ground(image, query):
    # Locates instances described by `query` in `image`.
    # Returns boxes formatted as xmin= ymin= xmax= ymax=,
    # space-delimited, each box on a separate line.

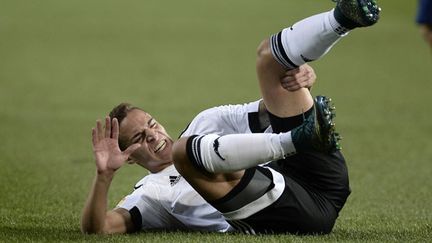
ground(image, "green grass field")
xmin=1 ymin=0 xmax=431 ymax=242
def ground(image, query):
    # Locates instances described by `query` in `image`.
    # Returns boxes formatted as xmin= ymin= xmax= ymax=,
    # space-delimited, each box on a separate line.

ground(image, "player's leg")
xmin=172 ymin=98 xmax=339 ymax=202
xmin=258 ymin=0 xmax=380 ymax=119
xmin=172 ymin=143 xmax=245 ymax=201
xmin=172 ymin=131 xmax=296 ymax=200
xmin=173 ymin=1 xmax=380 ymax=178
xmin=173 ymin=0 xmax=381 ymax=214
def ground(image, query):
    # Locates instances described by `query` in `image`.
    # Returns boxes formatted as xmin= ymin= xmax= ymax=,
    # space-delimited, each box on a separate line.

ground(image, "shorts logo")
xmin=213 ymin=137 xmax=226 ymax=161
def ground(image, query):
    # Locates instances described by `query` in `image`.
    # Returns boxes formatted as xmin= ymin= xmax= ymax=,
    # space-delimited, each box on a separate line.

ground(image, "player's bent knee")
xmin=256 ymin=38 xmax=286 ymax=74
xmin=256 ymin=38 xmax=272 ymax=60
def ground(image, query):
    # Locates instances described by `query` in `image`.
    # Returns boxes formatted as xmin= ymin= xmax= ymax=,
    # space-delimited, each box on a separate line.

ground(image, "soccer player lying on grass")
xmin=81 ymin=0 xmax=380 ymax=235
xmin=80 ymin=65 xmax=316 ymax=234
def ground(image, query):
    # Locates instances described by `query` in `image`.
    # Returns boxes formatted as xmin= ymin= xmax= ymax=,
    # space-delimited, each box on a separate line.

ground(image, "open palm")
xmin=92 ymin=117 xmax=141 ymax=173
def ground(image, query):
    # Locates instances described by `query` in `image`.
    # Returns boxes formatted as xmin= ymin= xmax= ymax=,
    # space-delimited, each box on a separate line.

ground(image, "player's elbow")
xmin=256 ymin=38 xmax=279 ymax=71
xmin=80 ymin=224 xmax=105 ymax=235
xmin=80 ymin=218 xmax=111 ymax=235
xmin=80 ymin=224 xmax=115 ymax=235
xmin=80 ymin=222 xmax=101 ymax=235
xmin=81 ymin=208 xmax=131 ymax=235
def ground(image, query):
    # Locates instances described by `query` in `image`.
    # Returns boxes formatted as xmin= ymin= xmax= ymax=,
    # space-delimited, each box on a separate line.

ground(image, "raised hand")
xmin=91 ymin=117 xmax=141 ymax=174
xmin=280 ymin=64 xmax=317 ymax=91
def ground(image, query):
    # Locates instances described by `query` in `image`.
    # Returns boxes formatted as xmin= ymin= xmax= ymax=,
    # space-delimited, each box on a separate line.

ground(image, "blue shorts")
xmin=417 ymin=0 xmax=432 ymax=24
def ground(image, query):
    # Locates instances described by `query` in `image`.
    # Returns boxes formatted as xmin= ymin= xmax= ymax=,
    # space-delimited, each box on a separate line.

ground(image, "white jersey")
xmin=117 ymin=164 xmax=233 ymax=232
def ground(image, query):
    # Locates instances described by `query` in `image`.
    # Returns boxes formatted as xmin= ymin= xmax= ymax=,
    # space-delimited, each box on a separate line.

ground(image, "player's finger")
xmin=285 ymin=67 xmax=301 ymax=76
xmin=284 ymin=78 xmax=309 ymax=90
xmin=303 ymin=63 xmax=313 ymax=73
xmin=303 ymin=65 xmax=316 ymax=80
xmin=105 ymin=116 xmax=111 ymax=139
xmin=281 ymin=75 xmax=294 ymax=83
xmin=92 ymin=128 xmax=97 ymax=146
xmin=310 ymin=71 xmax=316 ymax=82
xmin=281 ymin=78 xmax=302 ymax=90
xmin=96 ymin=119 xmax=103 ymax=141
xmin=123 ymin=143 xmax=141 ymax=157
xmin=287 ymin=74 xmax=308 ymax=86
xmin=284 ymin=83 xmax=301 ymax=91
xmin=301 ymin=71 xmax=315 ymax=87
xmin=295 ymin=70 xmax=310 ymax=81
xmin=112 ymin=118 xmax=119 ymax=140
xmin=282 ymin=71 xmax=306 ymax=82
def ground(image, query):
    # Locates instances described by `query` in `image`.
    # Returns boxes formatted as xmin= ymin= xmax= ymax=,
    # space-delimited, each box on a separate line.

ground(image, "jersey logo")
xmin=169 ymin=175 xmax=181 ymax=186
xmin=213 ymin=137 xmax=226 ymax=161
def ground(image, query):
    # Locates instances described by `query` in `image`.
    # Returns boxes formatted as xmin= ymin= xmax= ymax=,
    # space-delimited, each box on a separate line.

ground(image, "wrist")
xmin=95 ymin=169 xmax=115 ymax=182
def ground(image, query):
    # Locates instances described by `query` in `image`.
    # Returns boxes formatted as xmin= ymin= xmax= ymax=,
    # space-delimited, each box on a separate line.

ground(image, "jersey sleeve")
xmin=116 ymin=181 xmax=171 ymax=231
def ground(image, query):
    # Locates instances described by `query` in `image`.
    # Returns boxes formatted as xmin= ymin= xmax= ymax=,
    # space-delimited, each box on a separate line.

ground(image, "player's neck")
xmin=141 ymin=160 xmax=174 ymax=173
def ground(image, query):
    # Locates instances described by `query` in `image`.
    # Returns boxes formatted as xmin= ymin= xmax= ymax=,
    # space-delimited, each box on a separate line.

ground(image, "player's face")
xmin=119 ymin=109 xmax=174 ymax=172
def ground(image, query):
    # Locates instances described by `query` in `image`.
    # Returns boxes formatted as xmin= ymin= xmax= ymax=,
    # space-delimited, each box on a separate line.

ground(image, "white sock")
xmin=271 ymin=9 xmax=349 ymax=69
xmin=186 ymin=133 xmax=296 ymax=173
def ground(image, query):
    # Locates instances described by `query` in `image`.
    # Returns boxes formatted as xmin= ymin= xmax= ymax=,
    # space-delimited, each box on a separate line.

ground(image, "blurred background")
xmin=0 ymin=0 xmax=431 ymax=241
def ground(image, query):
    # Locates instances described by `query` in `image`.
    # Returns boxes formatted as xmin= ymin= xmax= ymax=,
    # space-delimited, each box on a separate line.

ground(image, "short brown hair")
xmin=109 ymin=103 xmax=144 ymax=150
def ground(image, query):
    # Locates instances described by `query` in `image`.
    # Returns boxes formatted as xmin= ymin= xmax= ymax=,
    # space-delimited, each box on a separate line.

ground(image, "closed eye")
xmin=131 ymin=131 xmax=145 ymax=144
xmin=130 ymin=118 xmax=157 ymax=144
xmin=149 ymin=118 xmax=157 ymax=128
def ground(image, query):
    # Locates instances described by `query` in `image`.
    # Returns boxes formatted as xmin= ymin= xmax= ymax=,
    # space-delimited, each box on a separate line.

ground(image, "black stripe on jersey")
xmin=248 ymin=112 xmax=262 ymax=133
xmin=209 ymin=167 xmax=274 ymax=213
xmin=128 ymin=206 xmax=142 ymax=232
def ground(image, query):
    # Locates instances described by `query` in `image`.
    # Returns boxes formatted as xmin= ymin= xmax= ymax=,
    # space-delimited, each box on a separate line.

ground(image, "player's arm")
xmin=81 ymin=117 xmax=140 ymax=234
xmin=81 ymin=173 xmax=133 ymax=234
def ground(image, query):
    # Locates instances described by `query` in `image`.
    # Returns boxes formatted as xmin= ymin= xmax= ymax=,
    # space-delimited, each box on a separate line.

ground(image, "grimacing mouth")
xmin=154 ymin=139 xmax=167 ymax=153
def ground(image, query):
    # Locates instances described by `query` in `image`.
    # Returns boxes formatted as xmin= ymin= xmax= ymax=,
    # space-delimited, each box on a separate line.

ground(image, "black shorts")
xmin=209 ymin=109 xmax=351 ymax=234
